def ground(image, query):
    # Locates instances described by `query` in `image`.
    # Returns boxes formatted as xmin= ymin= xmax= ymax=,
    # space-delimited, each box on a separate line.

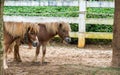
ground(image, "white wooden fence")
xmin=4 ymin=1 xmax=114 ymax=8
xmin=4 ymin=16 xmax=113 ymax=25
xmin=4 ymin=0 xmax=114 ymax=47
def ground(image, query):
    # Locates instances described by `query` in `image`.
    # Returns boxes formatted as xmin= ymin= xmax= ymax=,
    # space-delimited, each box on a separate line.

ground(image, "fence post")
xmin=78 ymin=0 xmax=86 ymax=48
xmin=0 ymin=0 xmax=4 ymax=74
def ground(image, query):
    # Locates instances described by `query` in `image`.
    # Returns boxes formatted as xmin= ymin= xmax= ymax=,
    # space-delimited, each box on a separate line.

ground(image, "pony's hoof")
xmin=32 ymin=58 xmax=37 ymax=63
xmin=32 ymin=60 xmax=37 ymax=63
xmin=32 ymin=61 xmax=35 ymax=63
xmin=13 ymin=59 xmax=22 ymax=62
xmin=17 ymin=60 xmax=22 ymax=62
xmin=28 ymin=47 xmax=32 ymax=49
xmin=41 ymin=61 xmax=49 ymax=65
xmin=4 ymin=65 xmax=8 ymax=69
xmin=41 ymin=62 xmax=43 ymax=65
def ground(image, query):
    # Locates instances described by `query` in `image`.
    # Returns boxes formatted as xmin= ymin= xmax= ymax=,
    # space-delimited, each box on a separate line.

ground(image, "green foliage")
xmin=70 ymin=23 xmax=113 ymax=32
xmin=87 ymin=7 xmax=114 ymax=18
xmin=4 ymin=6 xmax=79 ymax=17
xmin=4 ymin=6 xmax=114 ymax=18
xmin=86 ymin=24 xmax=113 ymax=32
xmin=70 ymin=23 xmax=78 ymax=32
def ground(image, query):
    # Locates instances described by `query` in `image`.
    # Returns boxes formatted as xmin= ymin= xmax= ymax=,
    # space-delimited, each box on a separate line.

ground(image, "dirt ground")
xmin=5 ymin=43 xmax=120 ymax=75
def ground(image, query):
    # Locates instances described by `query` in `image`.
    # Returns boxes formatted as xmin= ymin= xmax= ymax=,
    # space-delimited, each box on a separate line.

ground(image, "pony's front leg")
xmin=32 ymin=43 xmax=41 ymax=62
xmin=28 ymin=42 xmax=32 ymax=49
xmin=41 ymin=44 xmax=46 ymax=64
xmin=14 ymin=44 xmax=21 ymax=62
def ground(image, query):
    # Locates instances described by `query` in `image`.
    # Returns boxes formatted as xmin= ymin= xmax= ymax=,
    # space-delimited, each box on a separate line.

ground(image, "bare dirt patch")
xmin=5 ymin=43 xmax=120 ymax=75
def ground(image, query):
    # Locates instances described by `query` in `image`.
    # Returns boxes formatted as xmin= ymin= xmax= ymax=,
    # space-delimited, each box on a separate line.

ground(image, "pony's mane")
xmin=23 ymin=22 xmax=39 ymax=34
xmin=59 ymin=21 xmax=71 ymax=32
xmin=40 ymin=21 xmax=71 ymax=34
xmin=4 ymin=22 xmax=39 ymax=37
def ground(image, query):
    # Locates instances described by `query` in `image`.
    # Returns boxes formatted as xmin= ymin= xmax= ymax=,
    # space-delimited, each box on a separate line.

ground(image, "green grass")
xmin=4 ymin=6 xmax=79 ymax=17
xmin=70 ymin=24 xmax=113 ymax=32
xmin=4 ymin=6 xmax=114 ymax=18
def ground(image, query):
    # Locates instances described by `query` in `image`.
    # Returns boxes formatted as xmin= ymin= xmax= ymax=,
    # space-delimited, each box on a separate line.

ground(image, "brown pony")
xmin=32 ymin=21 xmax=71 ymax=64
xmin=3 ymin=21 xmax=39 ymax=69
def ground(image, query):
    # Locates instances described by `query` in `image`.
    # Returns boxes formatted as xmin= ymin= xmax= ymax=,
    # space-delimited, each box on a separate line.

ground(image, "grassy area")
xmin=4 ymin=6 xmax=114 ymax=18
xmin=87 ymin=7 xmax=114 ymax=18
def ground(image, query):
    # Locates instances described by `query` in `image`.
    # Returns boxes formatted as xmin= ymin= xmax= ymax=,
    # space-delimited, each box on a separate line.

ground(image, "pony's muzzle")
xmin=64 ymin=37 xmax=71 ymax=43
xmin=32 ymin=41 xmax=39 ymax=47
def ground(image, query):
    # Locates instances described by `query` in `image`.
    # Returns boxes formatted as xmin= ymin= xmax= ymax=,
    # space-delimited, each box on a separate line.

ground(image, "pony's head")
xmin=43 ymin=21 xmax=71 ymax=43
xmin=57 ymin=21 xmax=71 ymax=43
xmin=22 ymin=22 xmax=39 ymax=47
xmin=27 ymin=28 xmax=39 ymax=47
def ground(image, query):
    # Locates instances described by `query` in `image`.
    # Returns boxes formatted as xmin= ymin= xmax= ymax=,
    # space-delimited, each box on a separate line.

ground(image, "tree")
xmin=112 ymin=0 xmax=120 ymax=67
xmin=0 ymin=0 xmax=4 ymax=74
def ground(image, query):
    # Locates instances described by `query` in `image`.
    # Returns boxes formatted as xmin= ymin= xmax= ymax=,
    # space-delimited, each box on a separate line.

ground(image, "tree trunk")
xmin=0 ymin=0 xmax=4 ymax=74
xmin=112 ymin=0 xmax=120 ymax=67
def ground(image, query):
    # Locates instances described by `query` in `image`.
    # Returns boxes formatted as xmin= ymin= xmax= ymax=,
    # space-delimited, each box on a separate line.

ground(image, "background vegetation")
xmin=4 ymin=6 xmax=114 ymax=18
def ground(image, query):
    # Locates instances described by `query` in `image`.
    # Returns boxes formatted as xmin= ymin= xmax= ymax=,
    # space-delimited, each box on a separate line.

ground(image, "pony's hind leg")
xmin=3 ymin=44 xmax=10 ymax=69
xmin=3 ymin=38 xmax=14 ymax=69
xmin=3 ymin=49 xmax=8 ymax=69
xmin=32 ymin=43 xmax=41 ymax=62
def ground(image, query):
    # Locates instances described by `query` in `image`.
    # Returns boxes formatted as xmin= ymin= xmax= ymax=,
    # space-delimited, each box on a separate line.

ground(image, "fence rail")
xmin=4 ymin=1 xmax=114 ymax=8
xmin=70 ymin=32 xmax=113 ymax=39
xmin=4 ymin=16 xmax=113 ymax=25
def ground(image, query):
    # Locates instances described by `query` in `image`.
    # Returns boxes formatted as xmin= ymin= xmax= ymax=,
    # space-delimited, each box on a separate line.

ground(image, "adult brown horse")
xmin=3 ymin=21 xmax=39 ymax=69
xmin=32 ymin=21 xmax=71 ymax=64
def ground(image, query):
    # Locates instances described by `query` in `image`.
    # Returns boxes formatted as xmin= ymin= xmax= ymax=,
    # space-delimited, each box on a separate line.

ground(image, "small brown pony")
xmin=3 ymin=21 xmax=39 ymax=69
xmin=32 ymin=21 xmax=71 ymax=64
